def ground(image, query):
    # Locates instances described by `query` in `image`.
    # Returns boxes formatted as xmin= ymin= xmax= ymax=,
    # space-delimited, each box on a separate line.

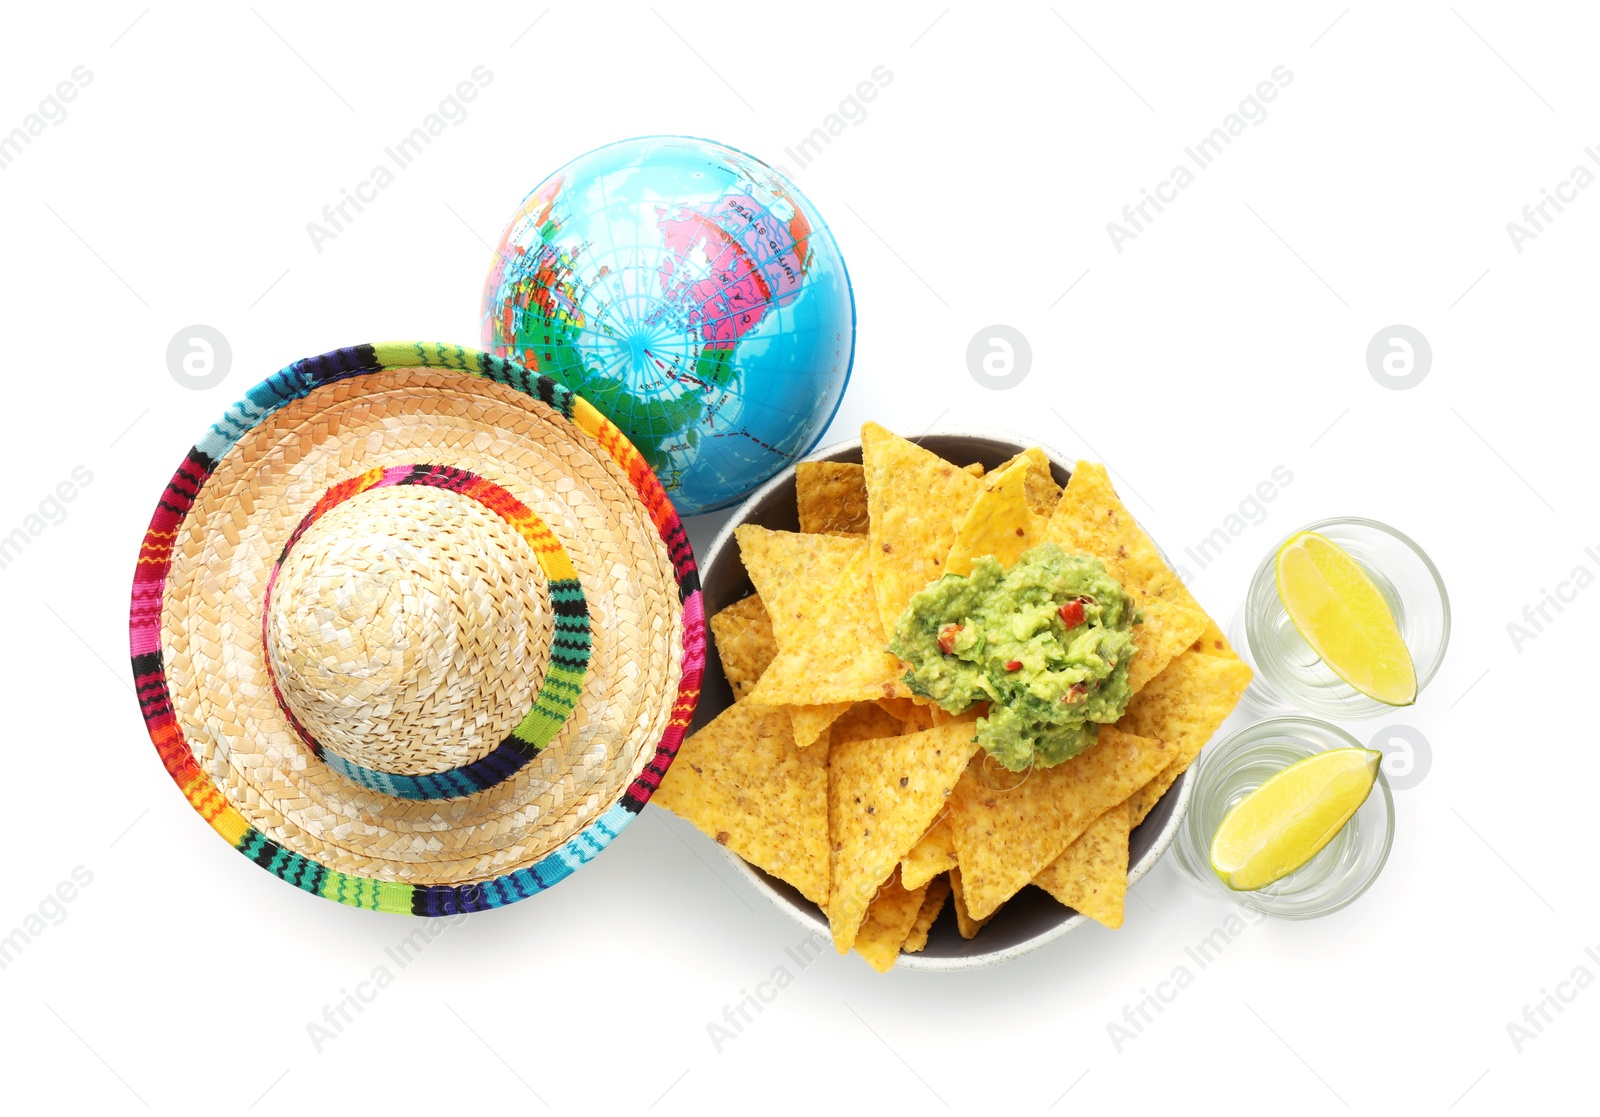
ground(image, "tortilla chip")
xmin=875 ymin=696 xmax=919 ymax=723
xmin=1127 ymin=597 xmax=1209 ymax=694
xmin=709 ymin=595 xmax=777 ymax=701
xmin=930 ymin=703 xmax=982 ymax=728
xmin=877 ymin=696 xmax=935 ymax=733
xmin=1124 ymin=651 xmax=1254 ymax=826
xmin=902 ymin=874 xmax=951 ymax=953
xmin=995 ymin=447 xmax=1063 ymax=520
xmin=1044 ymin=461 xmax=1235 ymax=658
xmin=949 ymin=725 xmax=1172 ymax=920
xmin=796 ymin=460 xmax=870 ymax=536
xmin=736 ymin=525 xmax=851 ymax=648
xmin=740 ymin=530 xmax=910 ymax=705
xmin=655 ymin=703 xmax=829 ymax=905
xmin=851 ymin=869 xmax=929 ymax=973
xmin=961 ymin=461 xmax=985 ymax=476
xmin=946 ymin=459 xmax=1039 ymax=576
xmin=949 ymin=867 xmax=995 ymax=938
xmin=901 ymin=817 xmax=957 ymax=890
xmin=1033 ymin=801 xmax=1130 ymax=929
xmin=791 ymin=702 xmax=852 ymax=749
xmin=861 ymin=421 xmax=982 ymax=641
xmin=827 ymin=720 xmax=981 ymax=952
xmin=830 ymin=700 xmax=907 ymax=746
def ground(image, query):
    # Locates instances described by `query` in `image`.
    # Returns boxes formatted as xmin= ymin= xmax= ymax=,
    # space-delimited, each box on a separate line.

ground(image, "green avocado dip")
xmin=888 ymin=543 xmax=1141 ymax=771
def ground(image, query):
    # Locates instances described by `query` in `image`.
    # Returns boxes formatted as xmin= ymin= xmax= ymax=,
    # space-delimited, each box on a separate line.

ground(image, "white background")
xmin=0 ymin=2 xmax=1593 ymax=1113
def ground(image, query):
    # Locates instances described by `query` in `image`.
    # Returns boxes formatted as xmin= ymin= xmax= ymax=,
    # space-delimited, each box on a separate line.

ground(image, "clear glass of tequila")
xmin=1231 ymin=517 xmax=1450 ymax=718
xmin=1173 ymin=717 xmax=1395 ymax=918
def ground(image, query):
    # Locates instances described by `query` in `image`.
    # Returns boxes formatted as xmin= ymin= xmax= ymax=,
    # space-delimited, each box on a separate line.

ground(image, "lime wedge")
xmin=1275 ymin=531 xmax=1417 ymax=706
xmin=1209 ymin=747 xmax=1381 ymax=891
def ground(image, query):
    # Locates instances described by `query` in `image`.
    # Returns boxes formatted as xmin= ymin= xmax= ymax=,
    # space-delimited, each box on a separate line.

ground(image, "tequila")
xmin=1232 ymin=517 xmax=1450 ymax=718
xmin=1173 ymin=717 xmax=1394 ymax=919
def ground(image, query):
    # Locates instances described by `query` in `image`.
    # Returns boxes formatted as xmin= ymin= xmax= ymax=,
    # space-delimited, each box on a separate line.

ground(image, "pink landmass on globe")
xmin=654 ymin=193 xmax=813 ymax=347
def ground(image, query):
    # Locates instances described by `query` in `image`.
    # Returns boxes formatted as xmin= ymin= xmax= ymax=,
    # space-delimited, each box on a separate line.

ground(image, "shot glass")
xmin=1231 ymin=517 xmax=1450 ymax=719
xmin=1172 ymin=716 xmax=1395 ymax=919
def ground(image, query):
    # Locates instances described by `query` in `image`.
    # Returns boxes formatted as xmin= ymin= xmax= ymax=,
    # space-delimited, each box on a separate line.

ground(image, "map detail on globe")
xmin=481 ymin=136 xmax=855 ymax=515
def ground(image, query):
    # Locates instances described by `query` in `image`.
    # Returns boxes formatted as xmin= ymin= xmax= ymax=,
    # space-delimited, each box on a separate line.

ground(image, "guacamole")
xmin=888 ymin=543 xmax=1140 ymax=771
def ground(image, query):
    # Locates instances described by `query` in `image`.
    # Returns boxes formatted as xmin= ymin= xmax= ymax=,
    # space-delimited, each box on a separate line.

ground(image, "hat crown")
xmin=264 ymin=486 xmax=549 ymax=778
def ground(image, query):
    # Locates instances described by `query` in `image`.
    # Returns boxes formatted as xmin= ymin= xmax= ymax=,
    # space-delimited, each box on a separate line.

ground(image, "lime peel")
xmin=1209 ymin=747 xmax=1382 ymax=891
xmin=1275 ymin=531 xmax=1417 ymax=706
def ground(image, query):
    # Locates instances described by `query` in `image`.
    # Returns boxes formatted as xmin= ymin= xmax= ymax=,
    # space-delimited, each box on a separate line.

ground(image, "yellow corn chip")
xmin=874 ymin=696 xmax=919 ymax=723
xmin=930 ymin=703 xmax=982 ymax=728
xmin=949 ymin=866 xmax=995 ymax=939
xmin=709 ymin=595 xmax=777 ymax=701
xmin=961 ymin=461 xmax=985 ymax=477
xmin=655 ymin=703 xmax=829 ymax=906
xmin=1127 ymin=597 xmax=1209 ymax=694
xmin=861 ymin=421 xmax=982 ymax=640
xmin=949 ymin=725 xmax=1172 ymax=920
xmin=741 ymin=531 xmax=910 ymax=705
xmin=791 ymin=702 xmax=852 ymax=749
xmin=876 ymin=696 xmax=935 ymax=733
xmin=831 ymin=701 xmax=908 ymax=746
xmin=946 ymin=459 xmax=1038 ymax=576
xmin=1044 ymin=461 xmax=1235 ymax=658
xmin=902 ymin=874 xmax=951 ymax=953
xmin=1033 ymin=801 xmax=1130 ymax=929
xmin=995 ymin=447 xmax=1063 ymax=520
xmin=1124 ymin=650 xmax=1254 ymax=826
xmin=827 ymin=720 xmax=981 ymax=952
xmin=796 ymin=461 xmax=870 ymax=536
xmin=736 ymin=525 xmax=853 ymax=648
xmin=901 ymin=817 xmax=957 ymax=891
xmin=852 ymin=869 xmax=929 ymax=973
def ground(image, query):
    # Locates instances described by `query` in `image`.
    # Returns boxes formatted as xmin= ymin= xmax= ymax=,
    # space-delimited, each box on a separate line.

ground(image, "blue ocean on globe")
xmin=481 ymin=135 xmax=855 ymax=515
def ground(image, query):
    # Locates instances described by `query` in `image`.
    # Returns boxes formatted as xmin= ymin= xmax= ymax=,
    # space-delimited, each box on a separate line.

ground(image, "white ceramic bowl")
xmin=691 ymin=429 xmax=1192 ymax=970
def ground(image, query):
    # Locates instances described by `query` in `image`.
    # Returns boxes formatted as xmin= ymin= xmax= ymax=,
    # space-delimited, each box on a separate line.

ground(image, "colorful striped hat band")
xmin=129 ymin=343 xmax=703 ymax=915
xmin=260 ymin=463 xmax=593 ymax=800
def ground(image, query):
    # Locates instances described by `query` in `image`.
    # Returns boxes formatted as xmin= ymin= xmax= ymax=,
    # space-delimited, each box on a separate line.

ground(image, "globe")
xmin=481 ymin=136 xmax=855 ymax=516
xmin=476 ymin=135 xmax=857 ymax=512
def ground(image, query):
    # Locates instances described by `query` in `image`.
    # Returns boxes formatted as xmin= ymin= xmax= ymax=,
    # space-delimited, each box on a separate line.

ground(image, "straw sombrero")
xmin=129 ymin=342 xmax=703 ymax=914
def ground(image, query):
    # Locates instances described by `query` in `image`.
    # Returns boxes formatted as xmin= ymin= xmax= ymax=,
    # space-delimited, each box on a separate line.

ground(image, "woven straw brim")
xmin=130 ymin=343 xmax=704 ymax=915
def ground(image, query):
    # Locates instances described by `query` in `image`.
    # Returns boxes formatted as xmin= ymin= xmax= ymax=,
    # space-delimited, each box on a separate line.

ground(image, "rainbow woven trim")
xmin=260 ymin=463 xmax=592 ymax=801
xmin=129 ymin=341 xmax=704 ymax=916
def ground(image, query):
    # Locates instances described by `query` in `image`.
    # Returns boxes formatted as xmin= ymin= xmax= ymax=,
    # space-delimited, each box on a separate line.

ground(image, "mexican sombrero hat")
xmin=129 ymin=342 xmax=703 ymax=914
